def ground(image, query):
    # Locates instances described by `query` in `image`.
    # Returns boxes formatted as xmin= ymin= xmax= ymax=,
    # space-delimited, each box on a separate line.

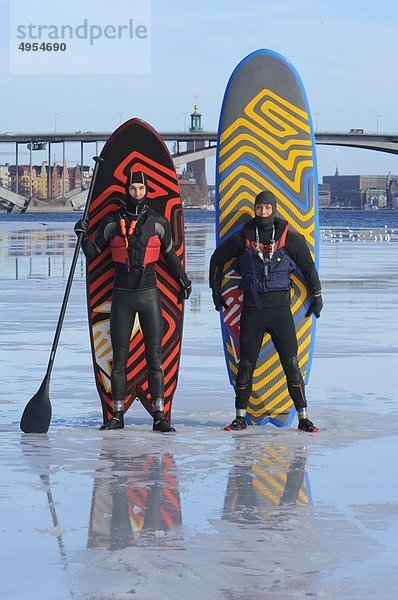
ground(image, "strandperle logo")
xmin=10 ymin=0 xmax=151 ymax=75
xmin=16 ymin=19 xmax=148 ymax=46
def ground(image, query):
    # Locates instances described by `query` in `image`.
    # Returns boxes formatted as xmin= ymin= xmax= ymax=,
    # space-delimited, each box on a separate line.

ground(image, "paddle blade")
xmin=20 ymin=376 xmax=52 ymax=434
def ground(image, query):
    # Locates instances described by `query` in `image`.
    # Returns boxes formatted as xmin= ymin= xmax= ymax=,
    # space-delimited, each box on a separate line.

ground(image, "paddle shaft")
xmin=45 ymin=156 xmax=103 ymax=379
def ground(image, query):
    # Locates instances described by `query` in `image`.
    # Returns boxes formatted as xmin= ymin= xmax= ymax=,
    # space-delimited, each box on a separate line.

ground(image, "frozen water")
xmin=1 ymin=220 xmax=398 ymax=599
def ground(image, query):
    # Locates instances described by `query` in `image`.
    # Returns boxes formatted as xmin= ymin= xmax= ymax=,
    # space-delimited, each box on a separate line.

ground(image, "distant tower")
xmin=335 ymin=165 xmax=339 ymax=176
xmin=189 ymin=102 xmax=203 ymax=133
xmin=185 ymin=99 xmax=208 ymax=206
xmin=183 ymin=96 xmax=209 ymax=206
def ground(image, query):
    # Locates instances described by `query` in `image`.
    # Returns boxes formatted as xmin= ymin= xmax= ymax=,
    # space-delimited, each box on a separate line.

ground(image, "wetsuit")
xmin=209 ymin=215 xmax=321 ymax=421
xmin=81 ymin=204 xmax=190 ymax=415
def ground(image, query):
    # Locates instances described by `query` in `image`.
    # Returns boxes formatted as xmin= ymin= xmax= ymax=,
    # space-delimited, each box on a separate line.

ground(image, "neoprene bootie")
xmin=224 ymin=416 xmax=247 ymax=431
xmin=100 ymin=411 xmax=124 ymax=430
xmin=298 ymin=418 xmax=319 ymax=433
xmin=153 ymin=411 xmax=176 ymax=433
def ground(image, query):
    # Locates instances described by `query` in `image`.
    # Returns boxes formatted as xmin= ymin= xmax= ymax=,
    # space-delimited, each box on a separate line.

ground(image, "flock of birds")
xmin=320 ymin=226 xmax=397 ymax=243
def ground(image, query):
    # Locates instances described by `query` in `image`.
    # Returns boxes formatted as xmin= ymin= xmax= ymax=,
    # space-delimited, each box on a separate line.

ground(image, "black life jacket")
xmin=238 ymin=222 xmax=296 ymax=305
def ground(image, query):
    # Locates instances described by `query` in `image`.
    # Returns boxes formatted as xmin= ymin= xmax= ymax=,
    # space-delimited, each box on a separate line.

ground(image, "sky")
xmin=1 ymin=0 xmax=398 ymax=183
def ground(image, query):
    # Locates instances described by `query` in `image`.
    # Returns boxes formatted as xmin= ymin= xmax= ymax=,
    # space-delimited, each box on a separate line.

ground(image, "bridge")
xmin=0 ymin=186 xmax=27 ymax=212
xmin=2 ymin=129 xmax=398 ymax=151
xmin=2 ymin=130 xmax=398 ymax=211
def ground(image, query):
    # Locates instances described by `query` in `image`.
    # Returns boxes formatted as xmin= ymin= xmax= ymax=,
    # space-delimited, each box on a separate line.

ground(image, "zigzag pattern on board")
xmin=217 ymin=87 xmax=316 ymax=425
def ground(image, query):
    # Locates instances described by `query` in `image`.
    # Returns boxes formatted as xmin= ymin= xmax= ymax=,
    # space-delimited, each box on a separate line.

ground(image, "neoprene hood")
xmin=254 ymin=190 xmax=277 ymax=230
xmin=125 ymin=170 xmax=147 ymax=211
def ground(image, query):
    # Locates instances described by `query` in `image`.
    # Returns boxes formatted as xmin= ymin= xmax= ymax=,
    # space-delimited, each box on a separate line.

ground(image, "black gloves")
xmin=178 ymin=280 xmax=192 ymax=303
xmin=211 ymin=287 xmax=228 ymax=312
xmin=305 ymin=294 xmax=323 ymax=318
xmin=74 ymin=219 xmax=89 ymax=237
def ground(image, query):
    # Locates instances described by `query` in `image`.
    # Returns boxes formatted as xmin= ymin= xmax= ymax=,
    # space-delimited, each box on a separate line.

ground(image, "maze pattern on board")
xmin=87 ymin=121 xmax=185 ymax=424
xmin=217 ymin=66 xmax=317 ymax=426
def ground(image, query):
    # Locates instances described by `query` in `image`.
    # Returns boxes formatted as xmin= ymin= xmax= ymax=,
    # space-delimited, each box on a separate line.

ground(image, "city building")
xmin=318 ymin=183 xmax=331 ymax=208
xmin=0 ymin=164 xmax=10 ymax=189
xmin=8 ymin=165 xmax=33 ymax=197
xmin=322 ymin=169 xmax=398 ymax=208
xmin=4 ymin=162 xmax=82 ymax=199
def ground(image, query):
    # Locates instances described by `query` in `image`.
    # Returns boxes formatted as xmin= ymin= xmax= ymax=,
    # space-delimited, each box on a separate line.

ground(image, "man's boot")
xmin=153 ymin=410 xmax=176 ymax=433
xmin=100 ymin=410 xmax=124 ymax=430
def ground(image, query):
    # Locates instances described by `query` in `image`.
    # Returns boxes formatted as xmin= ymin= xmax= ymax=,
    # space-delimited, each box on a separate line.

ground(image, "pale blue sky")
xmin=1 ymin=0 xmax=398 ymax=181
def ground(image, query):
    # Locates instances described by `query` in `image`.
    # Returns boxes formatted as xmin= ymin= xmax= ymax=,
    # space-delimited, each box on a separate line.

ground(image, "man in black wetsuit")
xmin=74 ymin=171 xmax=191 ymax=432
xmin=209 ymin=191 xmax=323 ymax=433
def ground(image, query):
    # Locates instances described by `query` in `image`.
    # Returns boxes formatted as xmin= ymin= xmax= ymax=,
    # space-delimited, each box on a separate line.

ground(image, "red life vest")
xmin=109 ymin=212 xmax=161 ymax=272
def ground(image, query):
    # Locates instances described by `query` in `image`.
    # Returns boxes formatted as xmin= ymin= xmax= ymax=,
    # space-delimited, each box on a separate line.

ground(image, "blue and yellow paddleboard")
xmin=215 ymin=49 xmax=319 ymax=427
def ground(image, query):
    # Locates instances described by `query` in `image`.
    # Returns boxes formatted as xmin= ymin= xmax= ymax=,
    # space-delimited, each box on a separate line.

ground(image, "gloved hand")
xmin=178 ymin=280 xmax=192 ymax=303
xmin=74 ymin=219 xmax=89 ymax=237
xmin=305 ymin=294 xmax=323 ymax=318
xmin=211 ymin=287 xmax=228 ymax=312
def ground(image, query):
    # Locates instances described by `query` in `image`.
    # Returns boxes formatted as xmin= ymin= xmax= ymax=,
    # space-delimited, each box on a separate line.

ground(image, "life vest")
xmin=238 ymin=223 xmax=296 ymax=299
xmin=109 ymin=210 xmax=161 ymax=273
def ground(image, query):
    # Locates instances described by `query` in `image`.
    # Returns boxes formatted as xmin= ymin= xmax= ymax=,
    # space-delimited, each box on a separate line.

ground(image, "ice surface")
xmin=1 ymin=222 xmax=398 ymax=599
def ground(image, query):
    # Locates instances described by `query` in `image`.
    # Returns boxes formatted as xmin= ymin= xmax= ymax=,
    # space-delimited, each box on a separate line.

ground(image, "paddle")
xmin=20 ymin=155 xmax=104 ymax=433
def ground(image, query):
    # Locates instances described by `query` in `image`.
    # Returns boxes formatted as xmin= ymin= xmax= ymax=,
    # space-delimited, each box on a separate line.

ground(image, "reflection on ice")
xmin=1 ymin=421 xmax=397 ymax=599
xmin=88 ymin=451 xmax=182 ymax=550
xmin=1 ymin=220 xmax=398 ymax=598
xmin=222 ymin=442 xmax=310 ymax=525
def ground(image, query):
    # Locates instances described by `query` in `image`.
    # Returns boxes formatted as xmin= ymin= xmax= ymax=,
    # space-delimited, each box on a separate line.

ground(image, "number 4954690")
xmin=19 ymin=42 xmax=66 ymax=51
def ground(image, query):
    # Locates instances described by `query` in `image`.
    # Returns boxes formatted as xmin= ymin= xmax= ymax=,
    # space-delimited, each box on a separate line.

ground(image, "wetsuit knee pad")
xmin=145 ymin=343 xmax=162 ymax=369
xmin=236 ymin=359 xmax=256 ymax=389
xmin=283 ymin=355 xmax=302 ymax=384
xmin=111 ymin=346 xmax=129 ymax=373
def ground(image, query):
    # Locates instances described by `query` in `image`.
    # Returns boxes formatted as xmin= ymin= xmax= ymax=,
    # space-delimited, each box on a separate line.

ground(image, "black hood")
xmin=254 ymin=190 xmax=277 ymax=231
xmin=125 ymin=170 xmax=147 ymax=214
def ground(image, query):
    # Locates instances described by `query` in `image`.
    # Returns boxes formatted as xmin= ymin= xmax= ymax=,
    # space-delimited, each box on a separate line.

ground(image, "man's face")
xmin=129 ymin=183 xmax=146 ymax=200
xmin=254 ymin=203 xmax=273 ymax=218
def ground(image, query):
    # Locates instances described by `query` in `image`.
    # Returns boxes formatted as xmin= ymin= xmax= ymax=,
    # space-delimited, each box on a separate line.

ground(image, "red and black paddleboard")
xmin=86 ymin=118 xmax=185 ymax=425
